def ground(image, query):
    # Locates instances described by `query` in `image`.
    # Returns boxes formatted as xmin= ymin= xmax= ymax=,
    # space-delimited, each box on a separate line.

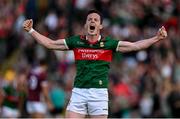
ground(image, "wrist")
xmin=154 ymin=35 xmax=161 ymax=41
xmin=28 ymin=28 xmax=35 ymax=34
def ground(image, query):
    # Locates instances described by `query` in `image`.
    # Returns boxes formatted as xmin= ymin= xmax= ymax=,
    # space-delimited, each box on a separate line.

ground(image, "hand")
xmin=47 ymin=101 xmax=54 ymax=111
xmin=156 ymin=26 xmax=167 ymax=40
xmin=23 ymin=19 xmax=33 ymax=32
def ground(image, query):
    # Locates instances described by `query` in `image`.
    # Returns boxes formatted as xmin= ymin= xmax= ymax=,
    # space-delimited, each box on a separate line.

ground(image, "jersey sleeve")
xmin=65 ymin=36 xmax=78 ymax=50
xmin=107 ymin=37 xmax=121 ymax=52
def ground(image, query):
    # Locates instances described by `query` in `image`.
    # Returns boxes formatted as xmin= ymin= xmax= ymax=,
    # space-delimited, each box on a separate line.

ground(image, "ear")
xmin=99 ymin=24 xmax=103 ymax=29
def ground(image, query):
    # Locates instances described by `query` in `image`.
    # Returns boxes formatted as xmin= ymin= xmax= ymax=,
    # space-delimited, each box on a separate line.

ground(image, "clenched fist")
xmin=156 ymin=26 xmax=167 ymax=40
xmin=23 ymin=19 xmax=33 ymax=32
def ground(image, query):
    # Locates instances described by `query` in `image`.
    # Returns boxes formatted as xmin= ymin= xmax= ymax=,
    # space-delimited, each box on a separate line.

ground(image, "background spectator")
xmin=0 ymin=0 xmax=179 ymax=118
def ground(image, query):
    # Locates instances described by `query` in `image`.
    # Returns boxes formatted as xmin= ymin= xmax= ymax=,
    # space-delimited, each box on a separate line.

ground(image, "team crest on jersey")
xmin=89 ymin=44 xmax=93 ymax=47
xmin=100 ymin=42 xmax=104 ymax=47
xmin=77 ymin=41 xmax=84 ymax=45
xmin=99 ymin=80 xmax=102 ymax=85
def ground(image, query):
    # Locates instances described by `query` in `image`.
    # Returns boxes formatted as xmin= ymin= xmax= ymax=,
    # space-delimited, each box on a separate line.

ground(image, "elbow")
xmin=118 ymin=43 xmax=146 ymax=53
xmin=46 ymin=46 xmax=53 ymax=49
xmin=132 ymin=43 xmax=143 ymax=51
xmin=39 ymin=42 xmax=53 ymax=49
xmin=127 ymin=43 xmax=140 ymax=52
xmin=44 ymin=41 xmax=55 ymax=49
xmin=118 ymin=47 xmax=134 ymax=53
xmin=45 ymin=45 xmax=54 ymax=50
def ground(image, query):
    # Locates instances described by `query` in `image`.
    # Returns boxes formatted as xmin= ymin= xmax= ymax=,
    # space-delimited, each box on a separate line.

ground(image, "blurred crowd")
xmin=0 ymin=0 xmax=180 ymax=118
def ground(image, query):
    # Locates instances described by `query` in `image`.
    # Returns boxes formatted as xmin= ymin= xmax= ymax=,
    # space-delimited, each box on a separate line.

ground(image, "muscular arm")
xmin=118 ymin=36 xmax=160 ymax=52
xmin=31 ymin=30 xmax=68 ymax=50
xmin=23 ymin=19 xmax=68 ymax=50
xmin=117 ymin=26 xmax=167 ymax=53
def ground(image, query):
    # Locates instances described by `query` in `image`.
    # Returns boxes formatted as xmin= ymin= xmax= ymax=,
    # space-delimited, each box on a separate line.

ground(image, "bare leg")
xmin=90 ymin=115 xmax=108 ymax=119
xmin=30 ymin=113 xmax=45 ymax=118
xmin=65 ymin=110 xmax=86 ymax=118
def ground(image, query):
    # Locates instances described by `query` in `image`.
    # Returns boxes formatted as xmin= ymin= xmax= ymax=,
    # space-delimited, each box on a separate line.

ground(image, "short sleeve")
xmin=65 ymin=36 xmax=78 ymax=50
xmin=106 ymin=37 xmax=120 ymax=51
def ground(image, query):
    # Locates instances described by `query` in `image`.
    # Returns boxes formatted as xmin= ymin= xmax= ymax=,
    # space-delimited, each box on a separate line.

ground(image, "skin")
xmin=84 ymin=13 xmax=103 ymax=42
xmin=23 ymin=12 xmax=167 ymax=118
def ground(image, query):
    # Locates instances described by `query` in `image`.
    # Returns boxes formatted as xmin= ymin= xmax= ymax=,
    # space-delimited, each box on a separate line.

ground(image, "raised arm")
xmin=23 ymin=19 xmax=68 ymax=50
xmin=117 ymin=26 xmax=167 ymax=53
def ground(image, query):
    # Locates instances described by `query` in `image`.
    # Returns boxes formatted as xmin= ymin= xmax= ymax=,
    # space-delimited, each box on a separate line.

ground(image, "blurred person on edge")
xmin=25 ymin=60 xmax=53 ymax=118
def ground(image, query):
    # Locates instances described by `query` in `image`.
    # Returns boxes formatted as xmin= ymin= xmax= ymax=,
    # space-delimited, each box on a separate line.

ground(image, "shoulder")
xmin=103 ymin=36 xmax=120 ymax=50
xmin=65 ymin=35 xmax=83 ymax=49
xmin=66 ymin=35 xmax=81 ymax=40
xmin=103 ymin=36 xmax=119 ymax=44
xmin=104 ymin=36 xmax=118 ymax=41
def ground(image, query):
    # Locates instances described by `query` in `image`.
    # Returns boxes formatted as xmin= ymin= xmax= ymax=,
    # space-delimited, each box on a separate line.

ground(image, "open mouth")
xmin=90 ymin=26 xmax=95 ymax=30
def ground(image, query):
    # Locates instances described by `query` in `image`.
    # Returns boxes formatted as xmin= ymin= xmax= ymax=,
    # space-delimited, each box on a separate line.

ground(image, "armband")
xmin=28 ymin=28 xmax=35 ymax=34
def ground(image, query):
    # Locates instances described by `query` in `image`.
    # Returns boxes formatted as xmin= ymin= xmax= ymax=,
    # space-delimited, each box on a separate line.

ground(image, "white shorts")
xmin=66 ymin=88 xmax=108 ymax=115
xmin=26 ymin=101 xmax=47 ymax=114
xmin=1 ymin=106 xmax=20 ymax=118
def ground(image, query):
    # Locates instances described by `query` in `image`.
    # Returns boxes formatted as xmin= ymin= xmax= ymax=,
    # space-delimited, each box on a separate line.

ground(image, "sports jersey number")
xmin=29 ymin=75 xmax=38 ymax=90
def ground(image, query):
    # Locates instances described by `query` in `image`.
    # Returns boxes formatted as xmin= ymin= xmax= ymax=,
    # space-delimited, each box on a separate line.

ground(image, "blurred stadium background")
xmin=0 ymin=0 xmax=180 ymax=118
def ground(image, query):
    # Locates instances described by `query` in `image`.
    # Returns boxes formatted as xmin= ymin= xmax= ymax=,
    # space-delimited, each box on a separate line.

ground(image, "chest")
xmin=73 ymin=48 xmax=112 ymax=62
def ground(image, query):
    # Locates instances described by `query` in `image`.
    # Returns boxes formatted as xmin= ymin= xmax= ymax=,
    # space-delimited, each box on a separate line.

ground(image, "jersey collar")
xmin=86 ymin=35 xmax=101 ymax=44
xmin=80 ymin=35 xmax=104 ymax=45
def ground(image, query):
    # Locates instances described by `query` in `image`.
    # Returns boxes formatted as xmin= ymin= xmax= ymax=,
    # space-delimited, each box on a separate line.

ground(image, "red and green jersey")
xmin=65 ymin=35 xmax=120 ymax=88
xmin=3 ymin=85 xmax=19 ymax=109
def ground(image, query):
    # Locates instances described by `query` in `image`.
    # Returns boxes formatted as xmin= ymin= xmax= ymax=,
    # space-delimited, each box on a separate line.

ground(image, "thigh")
xmin=88 ymin=100 xmax=108 ymax=116
xmin=65 ymin=110 xmax=85 ymax=118
xmin=33 ymin=102 xmax=47 ymax=114
xmin=26 ymin=101 xmax=47 ymax=114
xmin=87 ymin=88 xmax=108 ymax=116
xmin=26 ymin=101 xmax=33 ymax=114
xmin=66 ymin=88 xmax=88 ymax=116
xmin=1 ymin=106 xmax=19 ymax=118
xmin=90 ymin=115 xmax=108 ymax=119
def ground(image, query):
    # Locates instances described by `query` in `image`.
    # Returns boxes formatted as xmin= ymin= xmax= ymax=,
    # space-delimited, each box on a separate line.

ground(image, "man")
xmin=23 ymin=10 xmax=167 ymax=118
xmin=26 ymin=60 xmax=53 ymax=118
xmin=0 ymin=78 xmax=20 ymax=118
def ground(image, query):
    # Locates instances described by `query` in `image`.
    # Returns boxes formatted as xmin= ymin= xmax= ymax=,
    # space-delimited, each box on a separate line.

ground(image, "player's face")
xmin=85 ymin=13 xmax=103 ymax=36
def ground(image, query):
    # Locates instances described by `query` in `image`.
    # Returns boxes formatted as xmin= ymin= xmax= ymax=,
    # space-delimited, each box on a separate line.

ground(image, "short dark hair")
xmin=86 ymin=9 xmax=103 ymax=24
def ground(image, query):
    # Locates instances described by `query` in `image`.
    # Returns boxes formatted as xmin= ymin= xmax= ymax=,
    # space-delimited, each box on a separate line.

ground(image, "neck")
xmin=86 ymin=34 xmax=100 ymax=42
